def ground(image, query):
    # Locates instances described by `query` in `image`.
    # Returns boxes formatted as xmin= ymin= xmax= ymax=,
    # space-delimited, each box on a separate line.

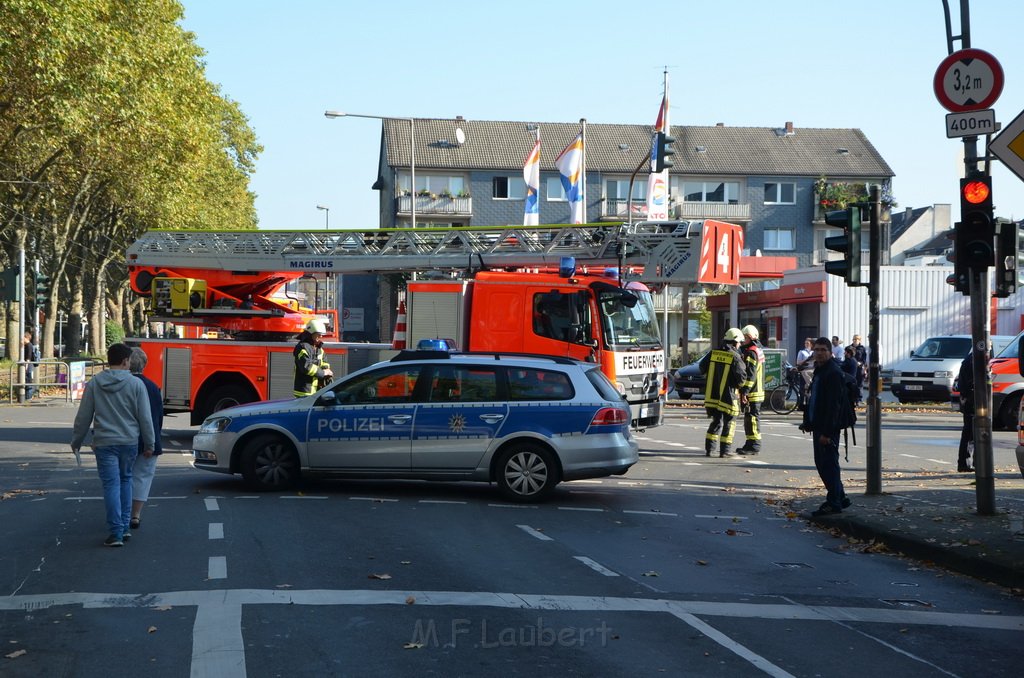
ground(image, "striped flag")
xmin=523 ymin=138 xmax=541 ymax=226
xmin=556 ymin=133 xmax=584 ymax=224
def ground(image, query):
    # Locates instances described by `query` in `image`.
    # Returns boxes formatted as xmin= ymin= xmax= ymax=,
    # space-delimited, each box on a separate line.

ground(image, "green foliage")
xmin=105 ymin=320 xmax=125 ymax=348
xmin=814 ymin=177 xmax=897 ymax=209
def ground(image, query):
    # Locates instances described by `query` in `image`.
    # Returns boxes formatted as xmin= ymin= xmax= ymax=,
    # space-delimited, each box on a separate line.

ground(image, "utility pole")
xmin=866 ymin=186 xmax=882 ymax=494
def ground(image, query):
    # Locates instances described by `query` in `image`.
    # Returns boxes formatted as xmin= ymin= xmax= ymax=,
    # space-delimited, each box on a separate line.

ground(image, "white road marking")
xmin=744 ymin=459 xmax=769 ymax=465
xmin=573 ymin=556 xmax=619 ymax=576
xmin=516 ymin=525 xmax=553 ymax=541
xmin=64 ymin=497 xmax=103 ymax=501
xmin=281 ymin=495 xmax=329 ymax=500
xmin=487 ymin=503 xmax=538 ymax=509
xmin=670 ymin=610 xmax=795 ymax=678
xmin=208 ymin=557 xmax=227 ymax=580
xmin=191 ymin=602 xmax=244 ymax=677
xmin=203 ymin=498 xmax=219 ymax=511
xmin=622 ymin=510 xmax=678 ymax=517
xmin=557 ymin=506 xmax=605 ymax=512
xmin=348 ymin=496 xmax=398 ymax=502
xmin=418 ymin=499 xmax=467 ymax=504
xmin=927 ymin=459 xmax=951 ymax=465
xmin=209 ymin=523 xmax=224 ymax=540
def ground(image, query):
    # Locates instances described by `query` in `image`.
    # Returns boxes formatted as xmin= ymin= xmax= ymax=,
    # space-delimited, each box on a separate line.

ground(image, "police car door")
xmin=411 ymin=364 xmax=507 ymax=470
xmin=306 ymin=364 xmax=422 ymax=469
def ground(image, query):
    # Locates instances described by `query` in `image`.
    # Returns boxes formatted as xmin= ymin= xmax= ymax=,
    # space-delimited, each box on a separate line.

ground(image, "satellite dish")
xmin=455 ymin=128 xmax=466 ymax=145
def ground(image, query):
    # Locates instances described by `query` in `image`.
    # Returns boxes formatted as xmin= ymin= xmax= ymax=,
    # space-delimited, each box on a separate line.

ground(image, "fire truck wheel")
xmin=240 ymin=434 xmax=300 ymax=491
xmin=199 ymin=383 xmax=257 ymax=422
xmin=997 ymin=392 xmax=1022 ymax=431
xmin=495 ymin=442 xmax=559 ymax=502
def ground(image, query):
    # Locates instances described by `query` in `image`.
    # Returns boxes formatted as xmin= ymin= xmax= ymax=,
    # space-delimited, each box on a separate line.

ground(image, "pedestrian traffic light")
xmin=993 ymin=217 xmax=1018 ymax=298
xmin=945 ymin=226 xmax=968 ymax=295
xmin=34 ymin=272 xmax=50 ymax=306
xmin=823 ymin=207 xmax=862 ymax=284
xmin=0 ymin=267 xmax=20 ymax=303
xmin=957 ymin=176 xmax=994 ymax=270
xmin=651 ymin=131 xmax=676 ymax=173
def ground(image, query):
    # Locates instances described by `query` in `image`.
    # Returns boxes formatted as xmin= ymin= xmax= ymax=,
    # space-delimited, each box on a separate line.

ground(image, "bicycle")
xmin=768 ymin=362 xmax=806 ymax=414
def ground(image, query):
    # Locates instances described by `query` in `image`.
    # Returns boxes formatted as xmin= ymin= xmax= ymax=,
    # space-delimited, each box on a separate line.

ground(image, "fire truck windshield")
xmin=598 ymin=289 xmax=661 ymax=349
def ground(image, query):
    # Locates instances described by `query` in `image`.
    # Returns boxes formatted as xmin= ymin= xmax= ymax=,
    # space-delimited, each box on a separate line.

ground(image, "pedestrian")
xmin=800 ymin=336 xmax=850 ymax=516
xmin=737 ymin=324 xmax=765 ymax=456
xmin=699 ymin=328 xmax=747 ymax=458
xmin=956 ymin=352 xmax=975 ymax=473
xmin=129 ymin=347 xmax=164 ymax=530
xmin=22 ymin=331 xmax=38 ymax=400
xmin=293 ymin=318 xmax=334 ymax=397
xmin=841 ymin=346 xmax=861 ymax=404
xmin=831 ymin=336 xmax=844 ymax=361
xmin=850 ymin=334 xmax=867 ymax=395
xmin=70 ymin=343 xmax=155 ymax=547
xmin=795 ymin=337 xmax=815 ymax=393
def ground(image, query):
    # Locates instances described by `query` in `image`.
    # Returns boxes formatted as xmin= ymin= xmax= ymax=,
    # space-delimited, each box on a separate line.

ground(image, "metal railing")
xmin=6 ymin=359 xmax=102 ymax=404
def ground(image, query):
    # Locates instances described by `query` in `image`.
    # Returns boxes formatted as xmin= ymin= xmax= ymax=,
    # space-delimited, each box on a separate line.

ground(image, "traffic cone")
xmin=392 ymin=301 xmax=407 ymax=349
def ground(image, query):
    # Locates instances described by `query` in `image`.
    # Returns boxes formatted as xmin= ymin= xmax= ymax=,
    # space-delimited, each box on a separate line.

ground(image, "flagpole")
xmin=580 ymin=118 xmax=587 ymax=224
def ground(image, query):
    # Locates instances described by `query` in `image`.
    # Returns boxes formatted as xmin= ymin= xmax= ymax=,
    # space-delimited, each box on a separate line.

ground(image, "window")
xmin=764 ymin=182 xmax=796 ymax=204
xmin=763 ymin=227 xmax=795 ymax=250
xmin=333 ymin=366 xmax=421 ymax=404
xmin=399 ymin=173 xmax=465 ymax=196
xmin=493 ymin=176 xmax=526 ymax=200
xmin=507 ymin=368 xmax=574 ymax=401
xmin=428 ymin=366 xmax=499 ymax=402
xmin=546 ymin=177 xmax=567 ymax=201
xmin=532 ymin=291 xmax=590 ymax=344
xmin=604 ymin=178 xmax=647 ymax=201
xmin=676 ymin=180 xmax=739 ymax=204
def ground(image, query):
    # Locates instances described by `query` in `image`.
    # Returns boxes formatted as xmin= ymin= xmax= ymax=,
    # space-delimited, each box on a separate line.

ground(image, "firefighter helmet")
xmin=741 ymin=324 xmax=759 ymax=340
xmin=304 ymin=318 xmax=328 ymax=335
xmin=723 ymin=327 xmax=744 ymax=344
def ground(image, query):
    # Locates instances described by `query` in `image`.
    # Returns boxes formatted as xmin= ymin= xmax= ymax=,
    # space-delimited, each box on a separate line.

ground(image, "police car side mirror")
xmin=316 ymin=391 xmax=337 ymax=407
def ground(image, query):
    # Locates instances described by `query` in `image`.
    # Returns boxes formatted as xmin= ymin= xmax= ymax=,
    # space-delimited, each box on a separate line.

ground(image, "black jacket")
xmin=803 ymin=358 xmax=844 ymax=435
xmin=957 ymin=354 xmax=975 ymax=412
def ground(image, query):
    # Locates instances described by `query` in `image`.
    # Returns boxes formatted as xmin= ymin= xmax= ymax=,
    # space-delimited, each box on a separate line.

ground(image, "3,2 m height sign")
xmin=933 ymin=48 xmax=1004 ymax=113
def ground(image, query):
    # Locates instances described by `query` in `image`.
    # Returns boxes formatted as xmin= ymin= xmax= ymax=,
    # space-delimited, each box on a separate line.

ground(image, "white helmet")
xmin=304 ymin=318 xmax=328 ymax=335
xmin=741 ymin=324 xmax=759 ymax=340
xmin=723 ymin=327 xmax=744 ymax=343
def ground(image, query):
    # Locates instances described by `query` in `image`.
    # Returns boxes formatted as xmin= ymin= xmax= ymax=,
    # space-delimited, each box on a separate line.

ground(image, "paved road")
xmin=1 ymin=405 xmax=1021 ymax=677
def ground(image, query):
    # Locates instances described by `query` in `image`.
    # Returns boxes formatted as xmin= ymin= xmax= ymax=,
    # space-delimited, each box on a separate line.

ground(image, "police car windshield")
xmin=598 ymin=289 xmax=661 ymax=349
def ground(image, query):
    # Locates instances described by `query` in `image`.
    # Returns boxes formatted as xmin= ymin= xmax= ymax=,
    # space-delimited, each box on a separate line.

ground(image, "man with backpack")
xmin=699 ymin=328 xmax=747 ymax=458
xmin=800 ymin=336 xmax=851 ymax=516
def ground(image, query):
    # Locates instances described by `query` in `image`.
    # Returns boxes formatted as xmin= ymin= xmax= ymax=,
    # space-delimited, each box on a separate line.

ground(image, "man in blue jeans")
xmin=71 ymin=343 xmax=155 ymax=547
xmin=800 ymin=336 xmax=850 ymax=516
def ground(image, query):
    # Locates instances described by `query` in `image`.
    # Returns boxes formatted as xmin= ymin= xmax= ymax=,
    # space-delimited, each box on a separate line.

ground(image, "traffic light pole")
xmin=969 ymin=267 xmax=996 ymax=514
xmin=865 ymin=186 xmax=882 ymax=495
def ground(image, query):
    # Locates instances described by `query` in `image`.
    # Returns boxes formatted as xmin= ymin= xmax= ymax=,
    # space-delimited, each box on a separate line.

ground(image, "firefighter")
xmin=738 ymin=324 xmax=765 ymax=456
xmin=698 ymin=327 xmax=747 ymax=458
xmin=293 ymin=318 xmax=334 ymax=397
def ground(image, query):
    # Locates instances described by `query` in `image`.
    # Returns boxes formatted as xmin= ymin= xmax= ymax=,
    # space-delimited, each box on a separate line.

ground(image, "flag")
xmin=523 ymin=138 xmax=540 ymax=226
xmin=646 ymin=87 xmax=670 ymax=221
xmin=556 ymin=133 xmax=584 ymax=224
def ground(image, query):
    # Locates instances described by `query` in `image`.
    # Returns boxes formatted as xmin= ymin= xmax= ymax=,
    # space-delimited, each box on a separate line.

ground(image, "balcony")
xmin=601 ymin=199 xmax=648 ymax=220
xmin=396 ymin=194 xmax=472 ymax=217
xmin=672 ymin=202 xmax=751 ymax=222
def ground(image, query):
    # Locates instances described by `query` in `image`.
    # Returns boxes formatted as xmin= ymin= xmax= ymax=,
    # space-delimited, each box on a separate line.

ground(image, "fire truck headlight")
xmin=199 ymin=416 xmax=232 ymax=434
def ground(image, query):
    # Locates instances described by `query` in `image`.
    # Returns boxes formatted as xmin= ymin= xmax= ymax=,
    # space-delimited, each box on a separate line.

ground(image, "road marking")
xmin=64 ymin=497 xmax=103 ymax=501
xmin=743 ymin=459 xmax=769 ymax=465
xmin=281 ymin=495 xmax=329 ymax=500
xmin=418 ymin=499 xmax=467 ymax=504
xmin=622 ymin=509 xmax=678 ymax=517
xmin=349 ymin=496 xmax=399 ymax=502
xmin=204 ymin=498 xmax=219 ymax=511
xmin=926 ymin=459 xmax=951 ymax=465
xmin=516 ymin=525 xmax=553 ymax=541
xmin=670 ymin=610 xmax=795 ymax=678
xmin=573 ymin=556 xmax=619 ymax=576
xmin=208 ymin=557 xmax=227 ymax=580
xmin=557 ymin=506 xmax=605 ymax=512
xmin=209 ymin=523 xmax=224 ymax=540
xmin=487 ymin=503 xmax=538 ymax=509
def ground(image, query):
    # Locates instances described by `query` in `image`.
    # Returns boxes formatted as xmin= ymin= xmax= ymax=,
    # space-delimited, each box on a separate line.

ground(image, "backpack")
xmin=837 ymin=370 xmax=859 ymax=460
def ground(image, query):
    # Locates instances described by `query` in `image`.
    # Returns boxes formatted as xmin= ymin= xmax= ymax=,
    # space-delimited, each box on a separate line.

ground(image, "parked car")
xmin=672 ymin=352 xmax=709 ymax=399
xmin=192 ymin=350 xmax=639 ymax=501
xmin=889 ymin=334 xmax=1015 ymax=404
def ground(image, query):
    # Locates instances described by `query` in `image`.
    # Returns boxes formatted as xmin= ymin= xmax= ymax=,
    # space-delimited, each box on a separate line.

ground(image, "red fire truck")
xmin=126 ymin=221 xmax=742 ymax=426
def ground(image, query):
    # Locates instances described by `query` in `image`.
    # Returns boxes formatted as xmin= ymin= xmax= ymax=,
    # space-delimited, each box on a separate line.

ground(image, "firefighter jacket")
xmin=739 ymin=340 xmax=765 ymax=403
xmin=699 ymin=343 xmax=746 ymax=415
xmin=293 ymin=334 xmax=331 ymax=397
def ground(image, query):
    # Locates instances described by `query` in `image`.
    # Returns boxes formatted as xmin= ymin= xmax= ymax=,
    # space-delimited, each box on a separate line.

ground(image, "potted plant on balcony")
xmin=439 ymin=189 xmax=454 ymax=200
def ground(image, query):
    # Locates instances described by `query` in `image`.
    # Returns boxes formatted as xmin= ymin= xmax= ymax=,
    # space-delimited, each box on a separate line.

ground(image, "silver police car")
xmin=192 ymin=351 xmax=639 ymax=501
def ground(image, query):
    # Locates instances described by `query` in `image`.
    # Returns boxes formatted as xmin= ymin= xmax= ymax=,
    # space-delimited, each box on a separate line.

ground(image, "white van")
xmin=889 ymin=334 xmax=1015 ymax=404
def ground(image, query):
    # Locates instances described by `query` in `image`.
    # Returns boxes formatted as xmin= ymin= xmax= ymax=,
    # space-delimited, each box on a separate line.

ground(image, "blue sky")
xmin=179 ymin=0 xmax=1024 ymax=230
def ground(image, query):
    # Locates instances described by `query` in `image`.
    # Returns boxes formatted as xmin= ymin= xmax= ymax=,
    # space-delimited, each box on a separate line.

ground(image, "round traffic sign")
xmin=933 ymin=48 xmax=1004 ymax=113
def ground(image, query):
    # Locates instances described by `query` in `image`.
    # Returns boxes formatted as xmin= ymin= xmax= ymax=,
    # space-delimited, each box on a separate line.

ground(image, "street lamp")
xmin=316 ymin=204 xmax=329 ymax=230
xmin=324 ymin=110 xmax=416 ymax=229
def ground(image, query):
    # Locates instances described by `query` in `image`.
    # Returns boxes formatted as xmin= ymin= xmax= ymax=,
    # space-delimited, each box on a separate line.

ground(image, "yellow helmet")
xmin=304 ymin=318 xmax=328 ymax=335
xmin=723 ymin=327 xmax=744 ymax=343
xmin=741 ymin=324 xmax=759 ymax=340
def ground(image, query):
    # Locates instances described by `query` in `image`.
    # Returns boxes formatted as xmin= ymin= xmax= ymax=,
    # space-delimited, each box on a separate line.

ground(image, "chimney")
xmin=456 ymin=116 xmax=464 ymax=121
xmin=785 ymin=121 xmax=794 ymax=135
xmin=715 ymin=122 xmax=724 ymax=127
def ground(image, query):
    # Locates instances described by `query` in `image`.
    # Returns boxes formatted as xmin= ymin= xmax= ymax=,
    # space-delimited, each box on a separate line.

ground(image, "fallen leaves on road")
xmin=696 ymin=560 xmax=708 ymax=566
xmin=405 ymin=596 xmax=415 ymax=605
xmin=275 ymin=584 xmax=293 ymax=589
xmin=642 ymin=571 xmax=660 ymax=577
xmin=403 ymin=642 xmax=424 ymax=649
xmin=152 ymin=605 xmax=172 ymax=611
xmin=147 ymin=626 xmax=157 ymax=634
xmin=5 ymin=649 xmax=27 ymax=659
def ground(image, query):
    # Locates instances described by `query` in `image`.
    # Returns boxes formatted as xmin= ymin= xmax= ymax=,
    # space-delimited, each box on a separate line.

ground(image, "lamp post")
xmin=316 ymin=204 xmax=329 ymax=230
xmin=324 ymin=110 xmax=416 ymax=229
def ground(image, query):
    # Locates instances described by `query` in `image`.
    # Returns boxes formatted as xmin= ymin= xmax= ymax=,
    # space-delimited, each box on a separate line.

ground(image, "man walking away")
xmin=129 ymin=347 xmax=164 ymax=530
xmin=22 ymin=331 xmax=38 ymax=400
xmin=699 ymin=328 xmax=747 ymax=458
xmin=800 ymin=337 xmax=850 ymax=516
xmin=738 ymin=325 xmax=765 ymax=456
xmin=71 ymin=343 xmax=155 ymax=547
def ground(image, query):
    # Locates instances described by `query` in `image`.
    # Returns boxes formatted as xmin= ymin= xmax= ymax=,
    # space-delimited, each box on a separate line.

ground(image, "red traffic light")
xmin=962 ymin=179 xmax=991 ymax=205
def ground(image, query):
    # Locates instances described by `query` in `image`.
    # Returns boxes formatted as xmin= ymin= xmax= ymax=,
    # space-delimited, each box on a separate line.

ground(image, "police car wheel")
xmin=240 ymin=434 xmax=299 ymax=491
xmin=495 ymin=443 xmax=558 ymax=502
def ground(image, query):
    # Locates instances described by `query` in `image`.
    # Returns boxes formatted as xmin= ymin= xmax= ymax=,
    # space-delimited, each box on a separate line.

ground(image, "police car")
xmin=191 ymin=350 xmax=639 ymax=501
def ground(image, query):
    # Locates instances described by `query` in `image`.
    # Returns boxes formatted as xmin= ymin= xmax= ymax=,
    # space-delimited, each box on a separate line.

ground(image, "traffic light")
xmin=34 ymin=272 xmax=50 ymax=306
xmin=823 ymin=207 xmax=862 ymax=284
xmin=945 ymin=225 xmax=968 ymax=295
xmin=957 ymin=176 xmax=994 ymax=270
xmin=993 ymin=217 xmax=1018 ymax=298
xmin=651 ymin=131 xmax=676 ymax=173
xmin=0 ymin=267 xmax=20 ymax=303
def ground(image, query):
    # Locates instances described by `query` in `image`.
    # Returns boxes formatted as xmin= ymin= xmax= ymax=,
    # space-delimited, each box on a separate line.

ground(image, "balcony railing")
xmin=396 ymin=195 xmax=472 ymax=216
xmin=601 ymin=199 xmax=648 ymax=219
xmin=672 ymin=202 xmax=751 ymax=221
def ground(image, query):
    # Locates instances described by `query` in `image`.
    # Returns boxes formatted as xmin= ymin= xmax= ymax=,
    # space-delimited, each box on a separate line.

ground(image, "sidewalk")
xmin=795 ymin=469 xmax=1024 ymax=590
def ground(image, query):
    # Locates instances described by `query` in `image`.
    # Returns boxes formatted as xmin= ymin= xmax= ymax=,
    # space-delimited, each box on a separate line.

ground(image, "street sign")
xmin=933 ymin=48 xmax=1004 ymax=113
xmin=989 ymin=108 xmax=1024 ymax=184
xmin=945 ymin=109 xmax=996 ymax=138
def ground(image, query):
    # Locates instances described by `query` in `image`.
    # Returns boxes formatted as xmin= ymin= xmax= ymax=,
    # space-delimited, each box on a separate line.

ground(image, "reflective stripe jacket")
xmin=293 ymin=337 xmax=331 ymax=397
xmin=699 ymin=343 xmax=746 ymax=415
xmin=740 ymin=341 xmax=765 ymax=403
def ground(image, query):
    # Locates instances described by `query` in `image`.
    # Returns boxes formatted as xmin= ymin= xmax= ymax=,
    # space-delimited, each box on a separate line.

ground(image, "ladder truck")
xmin=126 ymin=220 xmax=742 ymax=426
